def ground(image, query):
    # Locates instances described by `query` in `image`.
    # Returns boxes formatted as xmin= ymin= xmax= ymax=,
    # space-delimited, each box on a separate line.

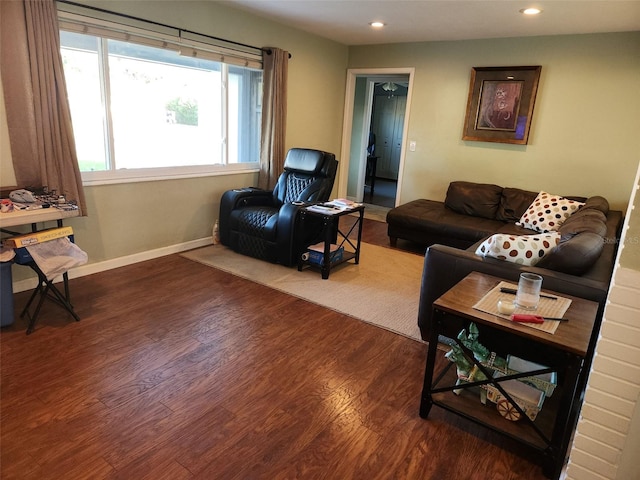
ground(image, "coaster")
xmin=473 ymin=281 xmax=572 ymax=334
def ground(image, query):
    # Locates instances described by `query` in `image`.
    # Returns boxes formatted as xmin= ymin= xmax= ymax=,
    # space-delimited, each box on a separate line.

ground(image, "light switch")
xmin=409 ymin=140 xmax=416 ymax=152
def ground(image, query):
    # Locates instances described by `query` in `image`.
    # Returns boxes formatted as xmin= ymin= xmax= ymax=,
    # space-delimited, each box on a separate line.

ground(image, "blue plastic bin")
xmin=1 ymin=260 xmax=14 ymax=327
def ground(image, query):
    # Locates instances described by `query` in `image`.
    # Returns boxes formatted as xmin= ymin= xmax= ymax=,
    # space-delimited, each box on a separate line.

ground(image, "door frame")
xmin=337 ymin=67 xmax=415 ymax=205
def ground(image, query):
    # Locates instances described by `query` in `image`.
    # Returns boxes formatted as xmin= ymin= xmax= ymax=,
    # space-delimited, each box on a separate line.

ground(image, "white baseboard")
xmin=11 ymin=237 xmax=213 ymax=293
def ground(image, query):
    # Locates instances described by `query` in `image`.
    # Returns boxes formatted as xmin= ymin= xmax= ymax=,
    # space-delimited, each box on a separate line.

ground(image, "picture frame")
xmin=462 ymin=66 xmax=542 ymax=145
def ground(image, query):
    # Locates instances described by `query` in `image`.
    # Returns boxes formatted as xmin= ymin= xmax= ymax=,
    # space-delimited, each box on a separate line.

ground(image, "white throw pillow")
xmin=518 ymin=191 xmax=584 ymax=233
xmin=475 ymin=232 xmax=561 ymax=266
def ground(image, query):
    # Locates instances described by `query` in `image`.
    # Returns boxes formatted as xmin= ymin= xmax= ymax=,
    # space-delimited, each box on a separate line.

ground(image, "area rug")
xmin=361 ymin=203 xmax=391 ymax=222
xmin=181 ymin=242 xmax=425 ymax=342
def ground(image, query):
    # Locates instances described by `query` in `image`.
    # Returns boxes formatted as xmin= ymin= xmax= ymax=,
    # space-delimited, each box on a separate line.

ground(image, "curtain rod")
xmin=56 ymin=0 xmax=291 ymax=58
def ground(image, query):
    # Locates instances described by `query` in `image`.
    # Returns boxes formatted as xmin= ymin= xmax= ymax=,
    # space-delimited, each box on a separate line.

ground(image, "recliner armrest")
xmin=275 ymin=203 xmax=303 ymax=265
xmin=219 ymin=188 xmax=272 ymax=245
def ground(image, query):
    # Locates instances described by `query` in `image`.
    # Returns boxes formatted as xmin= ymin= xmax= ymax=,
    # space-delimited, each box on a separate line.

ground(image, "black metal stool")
xmin=14 ymin=242 xmax=80 ymax=335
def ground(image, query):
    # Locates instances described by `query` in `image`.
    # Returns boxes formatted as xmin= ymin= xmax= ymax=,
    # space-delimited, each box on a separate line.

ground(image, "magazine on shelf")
xmin=325 ymin=199 xmax=362 ymax=210
xmin=332 ymin=198 xmax=355 ymax=207
xmin=304 ymin=242 xmax=344 ymax=266
xmin=305 ymin=198 xmax=362 ymax=215
xmin=305 ymin=204 xmax=342 ymax=215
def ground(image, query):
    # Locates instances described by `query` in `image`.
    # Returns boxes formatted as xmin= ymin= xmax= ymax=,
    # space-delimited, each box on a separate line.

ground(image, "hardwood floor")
xmin=1 ymin=219 xmax=547 ymax=479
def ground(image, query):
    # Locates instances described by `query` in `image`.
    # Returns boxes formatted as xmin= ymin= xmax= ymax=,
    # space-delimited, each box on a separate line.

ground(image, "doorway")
xmin=338 ymin=68 xmax=414 ymax=214
xmin=367 ymin=81 xmax=408 ymax=207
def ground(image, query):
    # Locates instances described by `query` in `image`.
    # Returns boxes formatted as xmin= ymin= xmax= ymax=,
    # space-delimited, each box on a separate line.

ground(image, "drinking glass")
xmin=515 ymin=273 xmax=543 ymax=310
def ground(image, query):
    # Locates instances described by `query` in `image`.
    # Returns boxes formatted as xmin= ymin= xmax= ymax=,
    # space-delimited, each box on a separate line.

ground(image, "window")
xmin=59 ymin=16 xmax=263 ymax=184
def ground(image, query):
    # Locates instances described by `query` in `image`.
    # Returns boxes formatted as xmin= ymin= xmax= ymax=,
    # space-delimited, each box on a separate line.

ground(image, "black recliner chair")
xmin=219 ymin=148 xmax=338 ymax=266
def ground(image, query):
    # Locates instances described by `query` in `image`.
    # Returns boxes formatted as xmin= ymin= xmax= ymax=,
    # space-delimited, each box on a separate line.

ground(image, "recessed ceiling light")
xmin=520 ymin=7 xmax=542 ymax=15
xmin=369 ymin=21 xmax=385 ymax=28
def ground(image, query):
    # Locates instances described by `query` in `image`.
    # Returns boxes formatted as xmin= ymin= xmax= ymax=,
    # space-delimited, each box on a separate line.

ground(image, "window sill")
xmin=81 ymin=163 xmax=260 ymax=186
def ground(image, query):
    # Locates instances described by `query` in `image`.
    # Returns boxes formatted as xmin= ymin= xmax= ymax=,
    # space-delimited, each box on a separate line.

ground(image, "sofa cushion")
xmin=581 ymin=196 xmax=610 ymax=215
xmin=475 ymin=232 xmax=561 ymax=266
xmin=559 ymin=208 xmax=608 ymax=240
xmin=387 ymin=199 xmax=505 ymax=244
xmin=537 ymin=232 xmax=605 ymax=275
xmin=518 ymin=191 xmax=584 ymax=233
xmin=445 ymin=181 xmax=503 ymax=220
xmin=495 ymin=187 xmax=538 ymax=222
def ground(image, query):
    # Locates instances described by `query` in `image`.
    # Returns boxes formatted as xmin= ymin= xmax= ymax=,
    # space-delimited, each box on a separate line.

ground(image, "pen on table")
xmin=500 ymin=287 xmax=557 ymax=300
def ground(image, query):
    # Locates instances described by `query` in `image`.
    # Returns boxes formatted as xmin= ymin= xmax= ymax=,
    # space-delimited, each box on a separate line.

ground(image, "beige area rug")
xmin=361 ymin=203 xmax=391 ymax=222
xmin=181 ymin=242 xmax=424 ymax=342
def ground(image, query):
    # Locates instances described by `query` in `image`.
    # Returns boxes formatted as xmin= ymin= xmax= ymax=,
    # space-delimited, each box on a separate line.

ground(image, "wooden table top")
xmin=433 ymin=271 xmax=599 ymax=357
xmin=0 ymin=207 xmax=79 ymax=229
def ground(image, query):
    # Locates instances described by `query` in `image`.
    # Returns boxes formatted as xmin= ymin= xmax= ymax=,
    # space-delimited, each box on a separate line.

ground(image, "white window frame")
xmin=57 ymin=6 xmax=263 ymax=186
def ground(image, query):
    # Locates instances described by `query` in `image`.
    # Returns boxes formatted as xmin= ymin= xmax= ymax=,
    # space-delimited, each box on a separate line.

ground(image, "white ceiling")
xmin=220 ymin=0 xmax=640 ymax=45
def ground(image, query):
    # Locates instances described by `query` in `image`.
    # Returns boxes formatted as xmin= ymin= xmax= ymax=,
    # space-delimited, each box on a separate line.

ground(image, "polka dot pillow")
xmin=475 ymin=232 xmax=561 ymax=266
xmin=518 ymin=191 xmax=584 ymax=233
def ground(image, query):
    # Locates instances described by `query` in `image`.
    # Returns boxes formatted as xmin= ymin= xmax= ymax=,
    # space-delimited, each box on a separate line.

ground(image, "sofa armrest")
xmin=418 ymin=244 xmax=610 ymax=342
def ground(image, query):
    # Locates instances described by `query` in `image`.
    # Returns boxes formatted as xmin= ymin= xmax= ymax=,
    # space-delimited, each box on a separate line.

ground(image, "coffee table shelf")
xmin=429 ymin=360 xmax=564 ymax=451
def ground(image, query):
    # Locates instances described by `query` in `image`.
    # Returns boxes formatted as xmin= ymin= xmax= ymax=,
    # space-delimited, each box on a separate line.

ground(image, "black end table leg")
xmin=420 ymin=316 xmax=442 ymax=419
xmin=321 ymin=217 xmax=332 ymax=279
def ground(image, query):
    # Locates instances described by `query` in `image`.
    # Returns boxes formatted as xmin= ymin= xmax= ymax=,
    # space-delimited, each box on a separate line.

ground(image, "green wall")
xmin=348 ymin=32 xmax=640 ymax=211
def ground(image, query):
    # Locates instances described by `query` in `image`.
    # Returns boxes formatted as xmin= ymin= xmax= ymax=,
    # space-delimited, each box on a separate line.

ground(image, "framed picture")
xmin=462 ymin=66 xmax=542 ymax=145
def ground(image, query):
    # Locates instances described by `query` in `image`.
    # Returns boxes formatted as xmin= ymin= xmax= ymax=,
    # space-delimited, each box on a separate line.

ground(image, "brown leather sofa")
xmin=386 ymin=181 xmax=624 ymax=342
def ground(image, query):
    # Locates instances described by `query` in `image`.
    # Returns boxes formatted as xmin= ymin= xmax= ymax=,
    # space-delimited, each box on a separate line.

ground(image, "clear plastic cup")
xmin=515 ymin=273 xmax=543 ymax=310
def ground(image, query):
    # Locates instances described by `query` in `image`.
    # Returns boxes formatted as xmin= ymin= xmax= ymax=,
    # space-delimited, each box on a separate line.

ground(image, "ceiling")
xmin=220 ymin=0 xmax=640 ymax=46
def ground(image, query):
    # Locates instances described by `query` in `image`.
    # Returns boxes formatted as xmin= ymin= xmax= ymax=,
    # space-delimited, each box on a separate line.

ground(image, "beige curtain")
xmin=258 ymin=47 xmax=289 ymax=190
xmin=0 ymin=0 xmax=87 ymax=215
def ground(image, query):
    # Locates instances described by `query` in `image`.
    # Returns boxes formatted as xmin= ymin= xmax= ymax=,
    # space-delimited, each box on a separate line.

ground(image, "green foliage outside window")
xmin=166 ymin=98 xmax=198 ymax=126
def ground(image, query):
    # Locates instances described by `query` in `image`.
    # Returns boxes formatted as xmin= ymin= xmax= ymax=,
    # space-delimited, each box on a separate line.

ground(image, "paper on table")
xmin=305 ymin=205 xmax=339 ymax=214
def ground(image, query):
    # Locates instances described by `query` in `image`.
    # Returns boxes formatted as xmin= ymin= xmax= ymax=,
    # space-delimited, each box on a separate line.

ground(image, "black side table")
xmin=297 ymin=204 xmax=365 ymax=279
